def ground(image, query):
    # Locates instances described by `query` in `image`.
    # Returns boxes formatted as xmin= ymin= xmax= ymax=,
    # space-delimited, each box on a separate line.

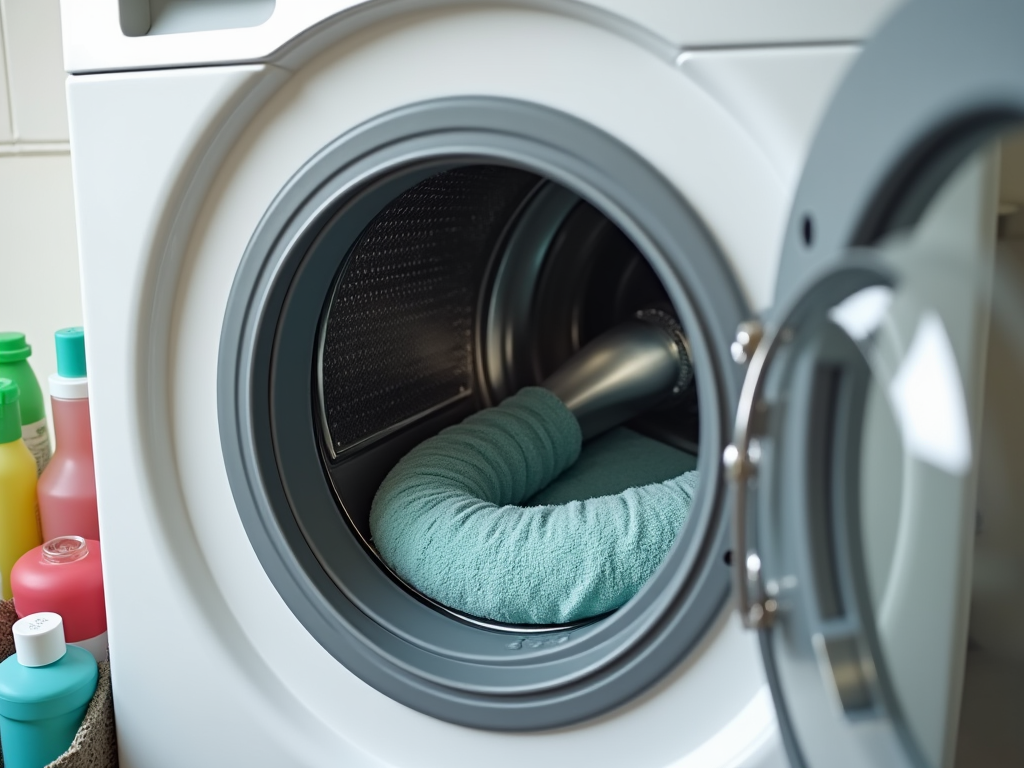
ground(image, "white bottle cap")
xmin=13 ymin=613 xmax=67 ymax=667
xmin=48 ymin=373 xmax=88 ymax=400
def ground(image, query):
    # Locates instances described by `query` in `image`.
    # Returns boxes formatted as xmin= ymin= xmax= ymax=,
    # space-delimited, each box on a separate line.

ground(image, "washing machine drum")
xmin=322 ymin=165 xmax=702 ymax=626
xmin=219 ymin=100 xmax=746 ymax=730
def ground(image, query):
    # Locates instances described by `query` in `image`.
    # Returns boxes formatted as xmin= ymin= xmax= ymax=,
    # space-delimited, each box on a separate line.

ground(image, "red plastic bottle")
xmin=11 ymin=536 xmax=107 ymax=662
xmin=37 ymin=328 xmax=99 ymax=542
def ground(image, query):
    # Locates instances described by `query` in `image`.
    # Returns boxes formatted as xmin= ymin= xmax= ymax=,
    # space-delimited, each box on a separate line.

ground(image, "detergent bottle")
xmin=12 ymin=536 xmax=107 ymax=663
xmin=0 ymin=380 xmax=43 ymax=600
xmin=37 ymin=328 xmax=99 ymax=541
xmin=0 ymin=333 xmax=51 ymax=474
xmin=0 ymin=613 xmax=97 ymax=768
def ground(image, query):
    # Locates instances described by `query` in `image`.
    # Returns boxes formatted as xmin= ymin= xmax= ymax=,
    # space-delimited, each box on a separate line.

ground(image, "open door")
xmin=728 ymin=1 xmax=1024 ymax=767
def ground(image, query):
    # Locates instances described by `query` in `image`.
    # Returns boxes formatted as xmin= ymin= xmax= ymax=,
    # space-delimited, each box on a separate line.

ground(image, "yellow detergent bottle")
xmin=0 ymin=380 xmax=42 ymax=600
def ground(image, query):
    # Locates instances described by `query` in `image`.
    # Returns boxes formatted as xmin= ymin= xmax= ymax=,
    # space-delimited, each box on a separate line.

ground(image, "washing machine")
xmin=60 ymin=0 xmax=1024 ymax=766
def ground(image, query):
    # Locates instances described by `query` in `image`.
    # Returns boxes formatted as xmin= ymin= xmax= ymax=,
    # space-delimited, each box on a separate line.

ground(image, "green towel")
xmin=370 ymin=387 xmax=698 ymax=624
xmin=527 ymin=426 xmax=698 ymax=506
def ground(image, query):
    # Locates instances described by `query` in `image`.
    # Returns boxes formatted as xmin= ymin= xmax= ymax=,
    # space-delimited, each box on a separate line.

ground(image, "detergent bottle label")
xmin=22 ymin=418 xmax=52 ymax=475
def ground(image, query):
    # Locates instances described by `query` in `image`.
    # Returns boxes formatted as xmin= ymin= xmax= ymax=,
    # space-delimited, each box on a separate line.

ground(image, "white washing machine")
xmin=61 ymin=0 xmax=1024 ymax=766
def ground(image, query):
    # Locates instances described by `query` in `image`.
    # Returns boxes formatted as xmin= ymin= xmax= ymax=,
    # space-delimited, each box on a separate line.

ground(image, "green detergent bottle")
xmin=0 ymin=334 xmax=51 ymax=475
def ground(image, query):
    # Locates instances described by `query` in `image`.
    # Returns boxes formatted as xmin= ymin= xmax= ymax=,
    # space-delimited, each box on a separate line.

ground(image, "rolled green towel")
xmin=370 ymin=387 xmax=698 ymax=624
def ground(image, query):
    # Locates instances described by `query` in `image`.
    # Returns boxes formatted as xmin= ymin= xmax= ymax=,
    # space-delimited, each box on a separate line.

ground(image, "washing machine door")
xmin=728 ymin=1 xmax=1024 ymax=767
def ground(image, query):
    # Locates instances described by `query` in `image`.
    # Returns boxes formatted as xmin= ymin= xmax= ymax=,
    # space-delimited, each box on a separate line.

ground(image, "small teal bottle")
xmin=0 ymin=612 xmax=97 ymax=768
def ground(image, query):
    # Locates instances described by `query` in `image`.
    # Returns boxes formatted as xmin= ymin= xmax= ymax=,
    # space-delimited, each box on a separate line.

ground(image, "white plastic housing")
xmin=59 ymin=0 xmax=903 ymax=74
xmin=64 ymin=2 xmax=875 ymax=767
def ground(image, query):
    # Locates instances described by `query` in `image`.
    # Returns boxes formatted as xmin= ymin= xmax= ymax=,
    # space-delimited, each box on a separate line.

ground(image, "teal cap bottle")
xmin=38 ymin=327 xmax=98 ymax=542
xmin=0 ymin=333 xmax=51 ymax=474
xmin=0 ymin=613 xmax=97 ymax=768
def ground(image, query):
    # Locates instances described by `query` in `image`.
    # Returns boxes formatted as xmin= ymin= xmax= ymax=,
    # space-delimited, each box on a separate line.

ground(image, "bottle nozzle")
xmin=42 ymin=536 xmax=89 ymax=564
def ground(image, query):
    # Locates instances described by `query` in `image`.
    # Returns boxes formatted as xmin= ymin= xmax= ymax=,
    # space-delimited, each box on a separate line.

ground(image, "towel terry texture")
xmin=370 ymin=386 xmax=698 ymax=624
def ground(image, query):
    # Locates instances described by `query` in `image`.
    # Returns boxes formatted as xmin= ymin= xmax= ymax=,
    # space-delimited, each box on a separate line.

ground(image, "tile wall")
xmin=0 ymin=0 xmax=81 ymax=430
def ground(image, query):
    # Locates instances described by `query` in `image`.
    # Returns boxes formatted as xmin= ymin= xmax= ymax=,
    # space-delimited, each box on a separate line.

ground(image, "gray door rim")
xmin=218 ymin=97 xmax=751 ymax=731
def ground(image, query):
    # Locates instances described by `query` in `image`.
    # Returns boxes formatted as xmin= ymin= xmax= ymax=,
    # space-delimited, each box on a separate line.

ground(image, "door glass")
xmin=823 ymin=125 xmax=1024 ymax=768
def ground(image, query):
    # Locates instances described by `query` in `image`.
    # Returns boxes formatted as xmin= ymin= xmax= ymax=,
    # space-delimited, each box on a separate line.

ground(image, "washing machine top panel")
xmin=731 ymin=1 xmax=1024 ymax=767
xmin=60 ymin=0 xmax=904 ymax=74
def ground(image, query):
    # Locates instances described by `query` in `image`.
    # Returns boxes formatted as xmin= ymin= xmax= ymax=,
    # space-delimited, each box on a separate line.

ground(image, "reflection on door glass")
xmin=828 ymin=285 xmax=893 ymax=341
xmin=888 ymin=312 xmax=972 ymax=476
xmin=846 ymin=126 xmax=1024 ymax=768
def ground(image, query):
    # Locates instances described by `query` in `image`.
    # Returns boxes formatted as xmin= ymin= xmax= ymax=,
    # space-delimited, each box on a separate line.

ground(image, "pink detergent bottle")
xmin=37 ymin=329 xmax=98 ymax=541
xmin=11 ymin=536 xmax=107 ymax=663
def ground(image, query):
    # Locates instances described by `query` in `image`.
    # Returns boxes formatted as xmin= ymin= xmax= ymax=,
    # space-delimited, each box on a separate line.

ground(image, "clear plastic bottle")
xmin=0 ymin=613 xmax=97 ymax=768
xmin=0 ymin=380 xmax=43 ymax=600
xmin=0 ymin=333 xmax=51 ymax=475
xmin=11 ymin=537 xmax=107 ymax=663
xmin=37 ymin=329 xmax=99 ymax=542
